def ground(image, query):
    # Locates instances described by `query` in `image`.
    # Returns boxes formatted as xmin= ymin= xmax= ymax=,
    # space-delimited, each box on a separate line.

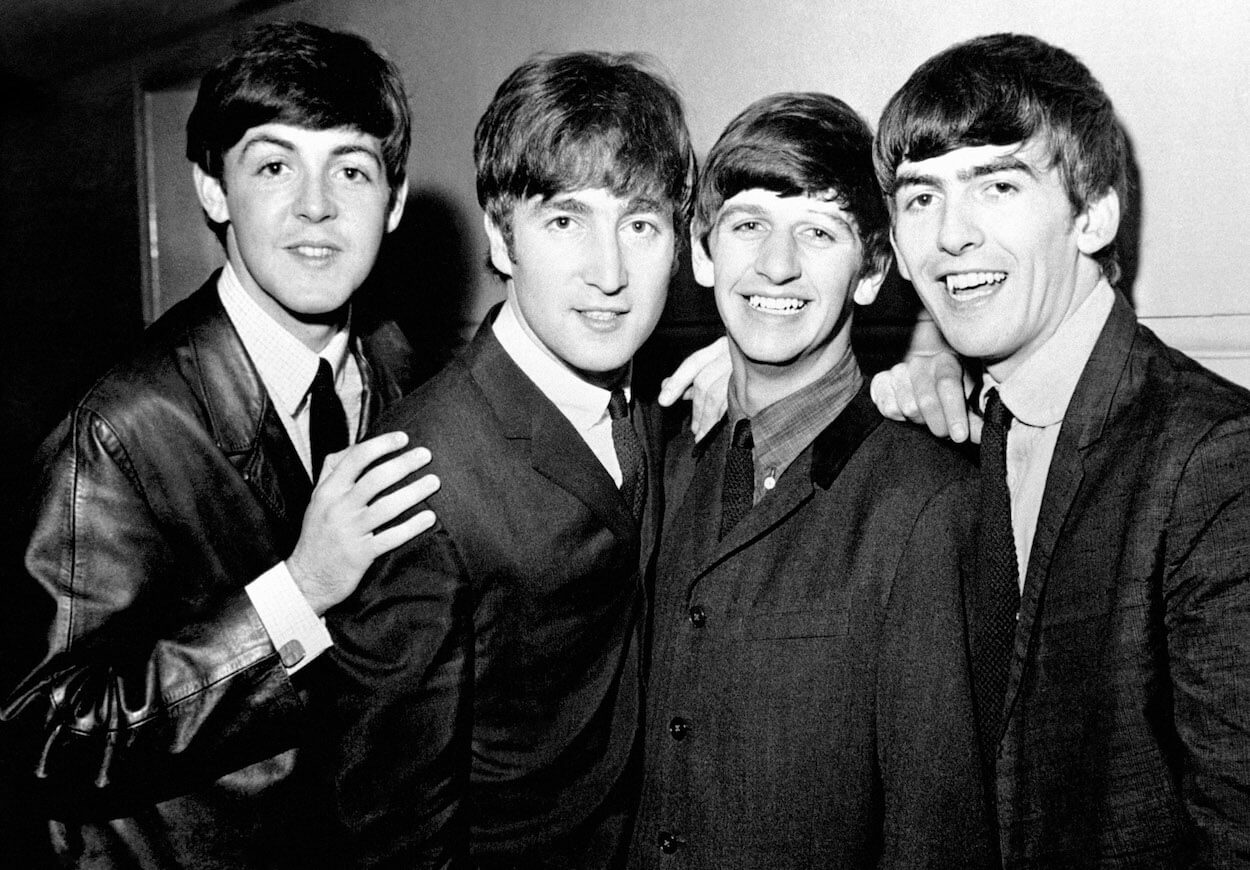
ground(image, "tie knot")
xmin=984 ymin=387 xmax=1014 ymax=431
xmin=312 ymin=358 xmax=336 ymax=396
xmin=608 ymin=388 xmax=630 ymax=421
xmin=732 ymin=418 xmax=754 ymax=450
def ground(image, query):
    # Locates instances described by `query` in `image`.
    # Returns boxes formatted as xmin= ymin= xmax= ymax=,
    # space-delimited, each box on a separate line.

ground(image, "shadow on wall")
xmin=357 ymin=187 xmax=477 ymax=389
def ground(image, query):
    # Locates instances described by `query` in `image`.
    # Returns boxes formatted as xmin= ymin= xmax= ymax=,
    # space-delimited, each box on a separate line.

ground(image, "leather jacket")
xmin=1 ymin=276 xmax=414 ymax=868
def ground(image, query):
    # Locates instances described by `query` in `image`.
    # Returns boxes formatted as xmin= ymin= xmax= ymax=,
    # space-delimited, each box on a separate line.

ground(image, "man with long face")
xmin=320 ymin=51 xmax=696 ymax=869
xmin=874 ymin=33 xmax=1250 ymax=866
xmin=628 ymin=93 xmax=992 ymax=869
xmin=1 ymin=22 xmax=439 ymax=868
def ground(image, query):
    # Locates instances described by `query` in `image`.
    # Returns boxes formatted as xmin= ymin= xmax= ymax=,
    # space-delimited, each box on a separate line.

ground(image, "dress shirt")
xmin=219 ymin=262 xmax=355 ymax=672
xmin=492 ymin=299 xmax=630 ymax=485
xmin=981 ymin=279 xmax=1115 ymax=589
xmin=726 ymin=351 xmax=863 ymax=504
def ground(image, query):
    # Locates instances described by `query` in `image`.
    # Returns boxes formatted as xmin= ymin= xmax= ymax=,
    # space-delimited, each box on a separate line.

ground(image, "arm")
xmin=1163 ymin=419 xmax=1250 ymax=863
xmin=320 ymin=514 xmax=472 ymax=870
xmin=2 ymin=412 xmax=437 ymax=809
xmin=868 ymin=352 xmax=981 ymax=443
xmin=657 ymin=336 xmax=730 ymax=443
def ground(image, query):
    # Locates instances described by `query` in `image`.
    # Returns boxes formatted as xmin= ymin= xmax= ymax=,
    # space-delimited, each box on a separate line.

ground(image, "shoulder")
xmin=863 ymin=417 xmax=977 ymax=488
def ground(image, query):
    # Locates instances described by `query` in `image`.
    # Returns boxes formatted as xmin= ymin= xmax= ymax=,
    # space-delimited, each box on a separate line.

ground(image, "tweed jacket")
xmin=1 ymin=275 xmax=415 ymax=868
xmin=992 ymin=292 xmax=1250 ymax=868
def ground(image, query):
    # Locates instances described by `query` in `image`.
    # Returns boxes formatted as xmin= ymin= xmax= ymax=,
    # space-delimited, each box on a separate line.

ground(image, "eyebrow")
xmin=893 ymin=155 xmax=1038 ymax=191
xmin=716 ymin=201 xmax=855 ymax=234
xmin=237 ymin=134 xmax=382 ymax=167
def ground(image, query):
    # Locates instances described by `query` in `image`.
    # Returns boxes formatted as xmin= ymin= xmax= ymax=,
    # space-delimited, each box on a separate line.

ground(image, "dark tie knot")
xmin=983 ymin=387 xmax=1014 ymax=433
xmin=608 ymin=388 xmax=630 ymax=421
xmin=731 ymin=418 xmax=754 ymax=450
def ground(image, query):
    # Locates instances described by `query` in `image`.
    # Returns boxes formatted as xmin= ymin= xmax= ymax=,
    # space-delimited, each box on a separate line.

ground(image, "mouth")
xmin=746 ymin=295 xmax=807 ymax=314
xmin=287 ymin=244 xmax=339 ymax=260
xmin=577 ymin=309 xmax=627 ymax=323
xmin=942 ymin=271 xmax=1006 ymax=300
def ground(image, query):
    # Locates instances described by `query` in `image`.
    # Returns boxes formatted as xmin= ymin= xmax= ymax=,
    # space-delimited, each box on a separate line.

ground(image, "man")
xmin=319 ymin=51 xmax=695 ymax=868
xmin=628 ymin=92 xmax=992 ymax=869
xmin=872 ymin=33 xmax=1250 ymax=866
xmin=1 ymin=22 xmax=439 ymax=868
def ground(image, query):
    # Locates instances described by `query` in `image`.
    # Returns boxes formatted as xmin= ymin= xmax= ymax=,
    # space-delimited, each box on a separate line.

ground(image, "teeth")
xmin=748 ymin=295 xmax=806 ymax=313
xmin=582 ymin=310 xmax=620 ymax=321
xmin=944 ymin=271 xmax=1006 ymax=294
xmin=293 ymin=246 xmax=334 ymax=258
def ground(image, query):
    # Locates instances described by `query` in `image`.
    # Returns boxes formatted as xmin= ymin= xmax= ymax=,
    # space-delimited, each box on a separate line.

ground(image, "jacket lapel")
xmin=181 ymin=280 xmax=311 ymax=535
xmin=465 ymin=316 xmax=639 ymax=549
xmin=1001 ymin=292 xmax=1137 ymax=727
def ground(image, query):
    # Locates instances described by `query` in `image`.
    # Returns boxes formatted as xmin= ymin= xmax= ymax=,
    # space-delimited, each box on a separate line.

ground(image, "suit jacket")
xmin=993 ymin=292 xmax=1250 ymax=867
xmin=629 ymin=384 xmax=996 ymax=869
xmin=1 ymin=275 xmax=414 ymax=868
xmin=320 ymin=315 xmax=664 ymax=869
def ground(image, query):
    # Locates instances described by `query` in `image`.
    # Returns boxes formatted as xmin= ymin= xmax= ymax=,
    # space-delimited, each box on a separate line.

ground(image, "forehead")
xmin=716 ymin=187 xmax=856 ymax=225
xmin=522 ymin=187 xmax=672 ymax=216
xmin=895 ymin=138 xmax=1054 ymax=183
xmin=228 ymin=122 xmax=384 ymax=160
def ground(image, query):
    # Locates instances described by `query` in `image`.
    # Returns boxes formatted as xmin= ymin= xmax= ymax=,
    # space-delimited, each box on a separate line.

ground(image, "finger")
xmin=322 ymin=431 xmax=413 ymax=483
xmin=968 ymin=413 xmax=984 ymax=445
xmin=936 ymin=375 xmax=970 ymax=443
xmin=891 ymin=363 xmax=921 ymax=421
xmin=369 ymin=509 xmax=438 ymax=555
xmin=364 ymin=474 xmax=441 ymax=528
xmin=658 ymin=337 xmax=728 ymax=406
xmin=869 ymin=371 xmax=904 ymax=420
xmin=352 ymin=446 xmax=434 ymax=501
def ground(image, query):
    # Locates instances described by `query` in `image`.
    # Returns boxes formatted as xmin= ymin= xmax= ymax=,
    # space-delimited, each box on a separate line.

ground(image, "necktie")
xmin=608 ymin=388 xmax=647 ymax=523
xmin=971 ymin=388 xmax=1021 ymax=756
xmin=720 ymin=418 xmax=754 ymax=539
xmin=309 ymin=358 xmax=348 ymax=482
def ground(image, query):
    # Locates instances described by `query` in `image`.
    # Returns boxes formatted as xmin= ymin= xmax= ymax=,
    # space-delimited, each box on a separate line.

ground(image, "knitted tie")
xmin=309 ymin=359 xmax=348 ymax=482
xmin=608 ymin=389 xmax=647 ymax=523
xmin=971 ymin=388 xmax=1021 ymax=755
xmin=719 ymin=418 xmax=754 ymax=539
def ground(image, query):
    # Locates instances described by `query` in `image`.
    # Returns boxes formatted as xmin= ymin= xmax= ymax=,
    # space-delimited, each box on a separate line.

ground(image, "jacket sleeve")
xmin=1 ymin=408 xmax=300 ymax=811
xmin=319 ymin=515 xmax=472 ymax=870
xmin=1164 ymin=416 xmax=1250 ymax=866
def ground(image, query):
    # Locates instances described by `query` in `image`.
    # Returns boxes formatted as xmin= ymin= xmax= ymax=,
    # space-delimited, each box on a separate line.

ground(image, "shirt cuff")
xmin=245 ymin=562 xmax=333 ymax=674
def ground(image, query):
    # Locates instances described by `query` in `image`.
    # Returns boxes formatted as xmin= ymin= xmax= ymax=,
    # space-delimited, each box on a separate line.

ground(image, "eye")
xmin=258 ymin=161 xmax=288 ymax=177
xmin=547 ymin=215 xmax=575 ymax=230
xmin=731 ymin=219 xmax=765 ymax=235
xmin=340 ymin=165 xmax=373 ymax=183
xmin=803 ymin=226 xmax=837 ymax=244
xmin=989 ymin=181 xmax=1017 ymax=196
xmin=625 ymin=219 xmax=659 ymax=237
xmin=903 ymin=192 xmax=934 ymax=211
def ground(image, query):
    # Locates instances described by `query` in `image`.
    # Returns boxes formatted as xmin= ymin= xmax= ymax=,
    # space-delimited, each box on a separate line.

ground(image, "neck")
xmin=730 ymin=335 xmax=855 ymax=417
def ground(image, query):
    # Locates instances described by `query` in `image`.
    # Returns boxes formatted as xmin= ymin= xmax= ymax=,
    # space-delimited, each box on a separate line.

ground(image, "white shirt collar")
xmin=984 ymin=278 xmax=1115 ymax=427
xmin=491 ymin=299 xmax=629 ymax=432
xmin=217 ymin=261 xmax=353 ymax=417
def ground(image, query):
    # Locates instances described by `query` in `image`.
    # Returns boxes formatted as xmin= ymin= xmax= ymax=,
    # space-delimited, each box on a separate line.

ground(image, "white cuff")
xmin=245 ymin=562 xmax=333 ymax=674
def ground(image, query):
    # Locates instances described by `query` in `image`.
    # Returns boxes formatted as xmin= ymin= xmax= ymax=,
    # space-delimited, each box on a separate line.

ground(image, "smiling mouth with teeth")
xmin=292 ymin=245 xmax=336 ymax=259
xmin=748 ymin=295 xmax=807 ymax=313
xmin=944 ymin=271 xmax=1006 ymax=297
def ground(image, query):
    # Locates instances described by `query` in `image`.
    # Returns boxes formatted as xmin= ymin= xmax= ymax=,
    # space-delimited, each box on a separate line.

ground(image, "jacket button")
xmin=688 ymin=605 xmax=706 ymax=627
xmin=659 ymin=831 xmax=685 ymax=854
xmin=668 ymin=717 xmax=690 ymax=740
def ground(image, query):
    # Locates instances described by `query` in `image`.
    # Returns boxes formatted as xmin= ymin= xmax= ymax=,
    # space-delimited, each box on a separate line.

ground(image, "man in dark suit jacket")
xmin=320 ymin=52 xmax=697 ymax=869
xmin=873 ymin=33 xmax=1250 ymax=867
xmin=628 ymin=93 xmax=993 ymax=869
xmin=1 ymin=23 xmax=438 ymax=868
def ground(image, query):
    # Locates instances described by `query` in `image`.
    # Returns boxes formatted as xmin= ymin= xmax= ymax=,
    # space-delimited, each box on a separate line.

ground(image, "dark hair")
xmin=474 ymin=50 xmax=695 ymax=258
xmin=186 ymin=21 xmax=411 ymax=242
xmin=694 ymin=91 xmax=890 ymax=280
xmin=874 ymin=33 xmax=1127 ymax=284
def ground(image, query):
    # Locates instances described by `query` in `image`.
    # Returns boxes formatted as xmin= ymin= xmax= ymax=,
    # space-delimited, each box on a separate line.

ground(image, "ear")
xmin=483 ymin=212 xmax=514 ymax=278
xmin=690 ymin=229 xmax=715 ymax=288
xmin=888 ymin=228 xmax=913 ymax=282
xmin=853 ymin=265 xmax=887 ymax=307
xmin=385 ymin=179 xmax=409 ymax=233
xmin=193 ymin=165 xmax=230 ymax=224
xmin=1075 ymin=188 xmax=1120 ymax=257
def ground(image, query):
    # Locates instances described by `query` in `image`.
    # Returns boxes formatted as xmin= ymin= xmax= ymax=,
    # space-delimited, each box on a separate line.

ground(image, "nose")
xmin=295 ymin=173 xmax=336 ymax=223
xmin=584 ymin=226 xmax=627 ymax=294
xmin=755 ymin=229 xmax=801 ymax=284
xmin=936 ymin=196 xmax=982 ymax=255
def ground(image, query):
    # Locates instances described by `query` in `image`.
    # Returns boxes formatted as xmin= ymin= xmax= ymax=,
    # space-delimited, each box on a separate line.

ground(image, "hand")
xmin=869 ymin=352 xmax=981 ymax=443
xmin=657 ymin=336 xmax=731 ymax=443
xmin=288 ymin=432 xmax=440 ymax=614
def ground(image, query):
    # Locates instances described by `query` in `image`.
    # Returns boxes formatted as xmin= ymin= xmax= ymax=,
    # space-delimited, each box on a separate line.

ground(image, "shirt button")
xmin=659 ymin=831 xmax=685 ymax=854
xmin=763 ymin=475 xmax=776 ymax=491
xmin=668 ymin=717 xmax=690 ymax=741
xmin=688 ymin=605 xmax=706 ymax=628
